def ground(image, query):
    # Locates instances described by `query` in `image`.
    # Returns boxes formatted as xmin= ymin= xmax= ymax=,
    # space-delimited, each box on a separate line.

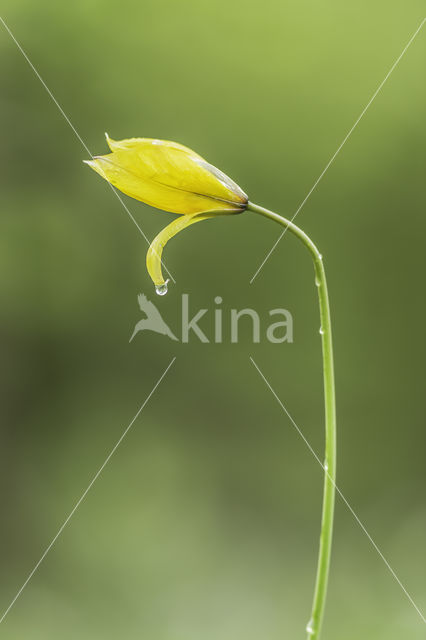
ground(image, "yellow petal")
xmin=105 ymin=132 xmax=199 ymax=158
xmin=85 ymin=136 xmax=248 ymax=215
xmin=147 ymin=212 xmax=227 ymax=288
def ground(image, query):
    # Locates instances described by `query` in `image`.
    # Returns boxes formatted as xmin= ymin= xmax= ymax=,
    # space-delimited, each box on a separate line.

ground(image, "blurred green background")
xmin=0 ymin=1 xmax=425 ymax=638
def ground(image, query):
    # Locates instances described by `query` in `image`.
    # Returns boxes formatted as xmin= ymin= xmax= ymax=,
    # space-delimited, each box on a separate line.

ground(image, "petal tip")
xmin=83 ymin=157 xmax=108 ymax=179
xmin=105 ymin=132 xmax=116 ymax=150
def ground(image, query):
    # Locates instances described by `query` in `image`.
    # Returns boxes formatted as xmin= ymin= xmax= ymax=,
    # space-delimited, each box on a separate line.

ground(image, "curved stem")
xmin=247 ymin=202 xmax=336 ymax=640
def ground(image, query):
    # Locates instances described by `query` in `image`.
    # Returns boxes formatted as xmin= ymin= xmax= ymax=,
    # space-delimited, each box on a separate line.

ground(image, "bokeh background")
xmin=1 ymin=2 xmax=425 ymax=638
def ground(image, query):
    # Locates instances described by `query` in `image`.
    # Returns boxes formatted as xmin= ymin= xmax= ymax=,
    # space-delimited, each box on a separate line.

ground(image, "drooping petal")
xmin=146 ymin=212 xmax=228 ymax=287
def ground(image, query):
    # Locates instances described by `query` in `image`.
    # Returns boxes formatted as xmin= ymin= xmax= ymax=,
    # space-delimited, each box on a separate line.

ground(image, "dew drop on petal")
xmin=155 ymin=280 xmax=169 ymax=296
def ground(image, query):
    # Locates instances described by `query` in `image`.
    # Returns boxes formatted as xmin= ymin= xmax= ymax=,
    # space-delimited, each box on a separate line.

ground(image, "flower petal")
xmin=85 ymin=155 xmax=239 ymax=214
xmin=146 ymin=212 xmax=228 ymax=286
xmin=105 ymin=133 xmax=199 ymax=157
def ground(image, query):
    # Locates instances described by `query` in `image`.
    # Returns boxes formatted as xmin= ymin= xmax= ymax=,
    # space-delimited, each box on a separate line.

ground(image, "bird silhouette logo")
xmin=129 ymin=294 xmax=179 ymax=343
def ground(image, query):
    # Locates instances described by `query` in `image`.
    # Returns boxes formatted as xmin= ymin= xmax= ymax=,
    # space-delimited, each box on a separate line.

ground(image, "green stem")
xmin=247 ymin=202 xmax=336 ymax=640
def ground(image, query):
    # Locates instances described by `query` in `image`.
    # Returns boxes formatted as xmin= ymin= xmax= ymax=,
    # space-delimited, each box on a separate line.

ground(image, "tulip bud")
xmin=84 ymin=134 xmax=248 ymax=215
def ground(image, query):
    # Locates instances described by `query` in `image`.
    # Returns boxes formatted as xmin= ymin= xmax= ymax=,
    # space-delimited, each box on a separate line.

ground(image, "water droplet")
xmin=318 ymin=253 xmax=323 ymax=260
xmin=155 ymin=279 xmax=169 ymax=296
xmin=315 ymin=277 xmax=321 ymax=287
xmin=306 ymin=619 xmax=315 ymax=635
xmin=319 ymin=327 xmax=325 ymax=335
xmin=324 ymin=461 xmax=329 ymax=471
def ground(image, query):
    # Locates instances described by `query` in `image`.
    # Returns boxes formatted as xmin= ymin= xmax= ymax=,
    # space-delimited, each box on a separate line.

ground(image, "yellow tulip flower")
xmin=84 ymin=134 xmax=248 ymax=293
